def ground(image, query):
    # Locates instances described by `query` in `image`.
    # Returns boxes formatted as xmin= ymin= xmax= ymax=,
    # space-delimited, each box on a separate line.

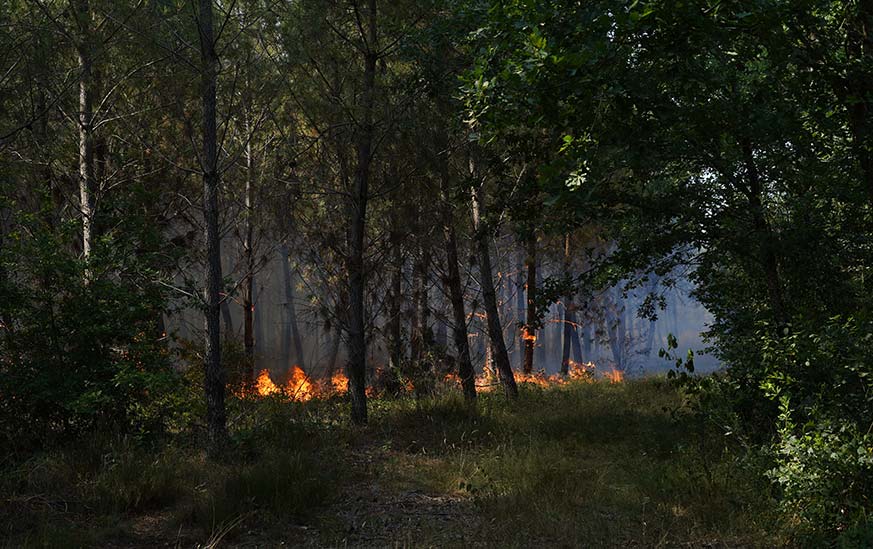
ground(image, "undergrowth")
xmin=1 ymin=378 xmax=780 ymax=547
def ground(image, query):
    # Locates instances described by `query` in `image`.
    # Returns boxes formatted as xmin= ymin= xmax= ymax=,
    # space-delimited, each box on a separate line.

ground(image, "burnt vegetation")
xmin=1 ymin=0 xmax=872 ymax=546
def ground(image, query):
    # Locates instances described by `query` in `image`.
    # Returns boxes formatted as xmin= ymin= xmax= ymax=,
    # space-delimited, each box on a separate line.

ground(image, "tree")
xmin=197 ymin=0 xmax=227 ymax=450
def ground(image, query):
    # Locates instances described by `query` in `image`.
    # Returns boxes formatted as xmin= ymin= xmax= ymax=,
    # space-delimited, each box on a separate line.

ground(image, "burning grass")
xmin=237 ymin=360 xmax=625 ymax=403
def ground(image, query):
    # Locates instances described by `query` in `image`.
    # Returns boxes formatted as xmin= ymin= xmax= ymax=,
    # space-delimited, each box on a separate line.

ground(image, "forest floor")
xmin=2 ymin=378 xmax=781 ymax=548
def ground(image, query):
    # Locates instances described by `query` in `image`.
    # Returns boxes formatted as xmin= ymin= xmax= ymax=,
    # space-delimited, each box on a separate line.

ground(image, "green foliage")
xmin=756 ymin=316 xmax=873 ymax=543
xmin=770 ymin=414 xmax=873 ymax=546
xmin=0 ymin=197 xmax=182 ymax=448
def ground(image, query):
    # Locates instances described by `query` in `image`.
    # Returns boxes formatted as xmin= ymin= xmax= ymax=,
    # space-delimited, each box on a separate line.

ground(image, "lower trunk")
xmin=523 ymin=233 xmax=537 ymax=374
xmin=386 ymin=231 xmax=404 ymax=394
xmin=471 ymin=178 xmax=517 ymax=399
xmin=570 ymin=313 xmax=583 ymax=363
xmin=560 ymin=235 xmax=572 ymax=375
xmin=443 ymin=212 xmax=477 ymax=402
xmin=281 ymin=245 xmax=305 ymax=369
xmin=327 ymin=329 xmax=341 ymax=378
xmin=561 ymin=305 xmax=574 ymax=375
xmin=221 ymin=300 xmax=234 ymax=338
xmin=516 ymin=250 xmax=525 ymax=368
xmin=243 ymin=271 xmax=254 ymax=382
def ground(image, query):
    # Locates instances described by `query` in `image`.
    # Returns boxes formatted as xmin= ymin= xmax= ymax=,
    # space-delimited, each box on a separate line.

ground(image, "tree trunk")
xmin=741 ymin=140 xmax=787 ymax=326
xmin=570 ymin=313 xmax=583 ymax=363
xmin=346 ymin=0 xmax=377 ymax=424
xmin=73 ymin=0 xmax=95 ymax=260
xmin=523 ymin=233 xmax=537 ymax=374
xmin=386 ymin=230 xmax=404 ymax=393
xmin=470 ymin=167 xmax=518 ymax=399
xmin=221 ymin=299 xmax=234 ymax=338
xmin=198 ymin=0 xmax=227 ymax=451
xmin=281 ymin=244 xmax=305 ymax=369
xmin=242 ymin=121 xmax=255 ymax=383
xmin=440 ymin=172 xmax=476 ymax=401
xmin=516 ymin=249 xmax=525 ymax=368
xmin=560 ymin=235 xmax=573 ymax=375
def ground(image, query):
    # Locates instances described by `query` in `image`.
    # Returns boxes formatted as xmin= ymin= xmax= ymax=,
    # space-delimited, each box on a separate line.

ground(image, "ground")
xmin=1 ymin=378 xmax=780 ymax=548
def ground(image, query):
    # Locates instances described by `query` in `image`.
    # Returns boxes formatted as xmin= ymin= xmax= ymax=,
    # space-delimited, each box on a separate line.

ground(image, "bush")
xmin=770 ymin=412 xmax=873 ymax=545
xmin=0 ymin=211 xmax=182 ymax=449
xmin=757 ymin=316 xmax=873 ymax=543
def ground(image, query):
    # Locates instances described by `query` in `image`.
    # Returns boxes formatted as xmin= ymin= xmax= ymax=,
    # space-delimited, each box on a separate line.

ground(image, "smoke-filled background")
xmin=170 ymin=237 xmax=717 ymax=379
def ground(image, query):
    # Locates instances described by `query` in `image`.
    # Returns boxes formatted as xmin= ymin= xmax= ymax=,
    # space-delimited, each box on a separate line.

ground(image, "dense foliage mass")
xmin=1 ymin=0 xmax=871 ymax=545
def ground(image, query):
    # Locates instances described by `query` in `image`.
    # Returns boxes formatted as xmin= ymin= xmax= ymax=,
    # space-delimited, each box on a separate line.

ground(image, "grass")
xmin=370 ymin=379 xmax=778 ymax=547
xmin=0 ymin=377 xmax=781 ymax=547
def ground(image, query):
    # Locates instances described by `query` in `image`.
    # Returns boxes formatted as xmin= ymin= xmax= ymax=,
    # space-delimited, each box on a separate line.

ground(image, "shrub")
xmin=758 ymin=316 xmax=873 ymax=543
xmin=0 ymin=211 xmax=182 ymax=449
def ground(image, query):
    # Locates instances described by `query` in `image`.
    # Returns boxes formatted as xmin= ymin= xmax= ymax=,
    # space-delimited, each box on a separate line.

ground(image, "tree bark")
xmin=198 ymin=0 xmax=227 ymax=450
xmin=346 ymin=0 xmax=378 ymax=424
xmin=242 ymin=118 xmax=255 ymax=383
xmin=470 ymin=165 xmax=518 ymax=399
xmin=439 ymin=169 xmax=476 ymax=401
xmin=523 ymin=233 xmax=537 ymax=374
xmin=73 ymin=0 xmax=95 ymax=260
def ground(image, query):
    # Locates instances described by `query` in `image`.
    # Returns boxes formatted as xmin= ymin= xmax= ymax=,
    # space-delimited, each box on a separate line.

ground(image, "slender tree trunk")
xmin=346 ymin=0 xmax=377 ymax=424
xmin=281 ymin=244 xmax=305 ymax=368
xmin=221 ymin=299 xmax=234 ymax=337
xmin=198 ymin=0 xmax=227 ymax=450
xmin=410 ymin=244 xmax=422 ymax=364
xmin=523 ymin=233 xmax=537 ymax=374
xmin=387 ymin=231 xmax=404 ymax=392
xmin=73 ymin=0 xmax=95 ymax=260
xmin=440 ymin=173 xmax=476 ymax=401
xmin=582 ymin=321 xmax=592 ymax=360
xmin=560 ymin=235 xmax=573 ymax=375
xmin=411 ymin=241 xmax=431 ymax=367
xmin=242 ymin=120 xmax=255 ymax=383
xmin=516 ymin=249 xmax=525 ymax=368
xmin=470 ymin=168 xmax=518 ymax=399
xmin=570 ymin=314 xmax=583 ymax=362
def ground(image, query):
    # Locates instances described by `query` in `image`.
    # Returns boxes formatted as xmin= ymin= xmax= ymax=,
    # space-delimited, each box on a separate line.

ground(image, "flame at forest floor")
xmin=443 ymin=360 xmax=624 ymax=392
xmin=237 ymin=360 xmax=624 ymax=402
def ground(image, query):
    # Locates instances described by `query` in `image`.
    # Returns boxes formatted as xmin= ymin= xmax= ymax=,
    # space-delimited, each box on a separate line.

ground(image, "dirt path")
xmin=313 ymin=440 xmax=481 ymax=547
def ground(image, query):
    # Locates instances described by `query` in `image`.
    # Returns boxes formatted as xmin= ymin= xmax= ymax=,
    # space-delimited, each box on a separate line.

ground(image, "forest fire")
xmin=253 ymin=366 xmax=315 ymax=399
xmin=443 ymin=360 xmax=623 ymax=391
xmin=240 ymin=360 xmax=623 ymax=402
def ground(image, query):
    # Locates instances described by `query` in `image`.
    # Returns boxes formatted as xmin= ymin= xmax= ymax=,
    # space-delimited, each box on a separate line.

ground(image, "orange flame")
xmin=252 ymin=366 xmax=314 ymax=400
xmin=602 ymin=367 xmax=624 ymax=383
xmin=442 ymin=360 xmax=600 ymax=391
xmin=330 ymin=371 xmax=349 ymax=393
